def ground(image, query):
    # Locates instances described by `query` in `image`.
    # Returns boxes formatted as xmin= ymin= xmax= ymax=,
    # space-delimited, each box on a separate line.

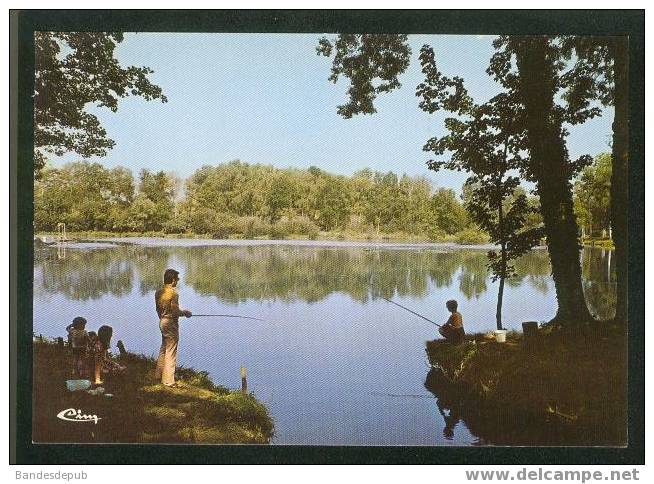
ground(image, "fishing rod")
xmin=366 ymin=273 xmax=441 ymax=327
xmin=378 ymin=296 xmax=442 ymax=328
xmin=190 ymin=314 xmax=265 ymax=322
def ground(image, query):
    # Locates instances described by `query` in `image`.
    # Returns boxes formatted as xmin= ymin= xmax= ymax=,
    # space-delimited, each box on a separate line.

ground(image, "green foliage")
xmin=573 ymin=153 xmax=612 ymax=237
xmin=106 ymin=161 xmax=470 ymax=239
xmin=186 ymin=206 xmax=218 ymax=235
xmin=265 ymin=172 xmax=294 ymax=223
xmin=210 ymin=214 xmax=238 ymax=240
xmin=454 ymin=228 xmax=490 ymax=245
xmin=417 ymin=47 xmax=544 ymax=327
xmin=317 ymin=34 xmax=411 ymax=118
xmin=282 ymin=216 xmax=320 ymax=236
xmin=268 ymin=223 xmax=289 ymax=240
xmin=431 ymin=188 xmax=469 ymax=235
xmin=34 ymin=162 xmax=181 ymax=233
xmin=313 ymin=174 xmax=352 ymax=230
xmin=36 ymin=156 xmax=596 ymax=252
xmin=162 ymin=216 xmax=187 ymax=235
xmin=34 ymin=32 xmax=166 ymax=177
xmin=318 ymin=34 xmax=602 ymax=323
xmin=34 ymin=161 xmax=135 ymax=231
xmin=125 ymin=170 xmax=177 ymax=232
xmin=239 ymin=216 xmax=269 ymax=239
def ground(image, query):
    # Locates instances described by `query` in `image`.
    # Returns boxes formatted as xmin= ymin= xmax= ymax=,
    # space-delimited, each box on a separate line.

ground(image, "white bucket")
xmin=494 ymin=330 xmax=507 ymax=343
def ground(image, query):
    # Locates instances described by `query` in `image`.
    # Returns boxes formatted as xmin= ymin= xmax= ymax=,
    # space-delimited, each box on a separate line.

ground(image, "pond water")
xmin=33 ymin=239 xmax=616 ymax=445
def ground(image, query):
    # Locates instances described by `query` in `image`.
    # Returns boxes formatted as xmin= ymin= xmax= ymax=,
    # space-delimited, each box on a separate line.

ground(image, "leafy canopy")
xmin=416 ymin=44 xmax=544 ymax=282
xmin=34 ymin=32 xmax=167 ymax=175
xmin=316 ymin=34 xmax=411 ymax=118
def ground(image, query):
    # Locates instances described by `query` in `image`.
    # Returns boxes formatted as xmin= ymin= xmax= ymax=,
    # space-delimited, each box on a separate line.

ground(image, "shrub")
xmin=284 ymin=216 xmax=320 ymax=236
xmin=162 ymin=217 xmax=187 ymax=234
xmin=188 ymin=207 xmax=218 ymax=235
xmin=454 ymin=228 xmax=489 ymax=245
xmin=428 ymin=228 xmax=448 ymax=242
xmin=210 ymin=214 xmax=237 ymax=239
xmin=238 ymin=217 xmax=269 ymax=239
xmin=308 ymin=227 xmax=319 ymax=240
xmin=268 ymin=223 xmax=289 ymax=240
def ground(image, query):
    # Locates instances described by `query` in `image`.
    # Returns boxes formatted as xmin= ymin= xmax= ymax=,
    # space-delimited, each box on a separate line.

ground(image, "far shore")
xmin=34 ymin=231 xmax=555 ymax=251
xmin=33 ymin=230 xmax=614 ymax=250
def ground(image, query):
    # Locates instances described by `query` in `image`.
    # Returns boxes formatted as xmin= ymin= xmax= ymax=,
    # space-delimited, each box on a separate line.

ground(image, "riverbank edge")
xmin=36 ymin=230 xmax=612 ymax=249
xmin=424 ymin=323 xmax=627 ymax=445
xmin=35 ymin=229 xmax=485 ymax=245
xmin=32 ymin=338 xmax=274 ymax=444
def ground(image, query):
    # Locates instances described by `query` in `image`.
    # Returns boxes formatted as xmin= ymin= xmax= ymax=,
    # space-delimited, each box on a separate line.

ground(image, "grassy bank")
xmin=35 ymin=228 xmax=489 ymax=245
xmin=32 ymin=340 xmax=274 ymax=444
xmin=425 ymin=323 xmax=627 ymax=445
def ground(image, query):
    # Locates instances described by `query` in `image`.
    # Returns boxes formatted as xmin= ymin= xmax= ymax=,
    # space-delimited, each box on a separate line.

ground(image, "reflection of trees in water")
xmin=34 ymin=247 xmax=134 ymax=301
xmin=426 ymin=252 xmax=460 ymax=288
xmin=131 ymin=247 xmax=175 ymax=295
xmin=581 ymin=248 xmax=616 ymax=320
xmin=457 ymin=252 xmax=488 ymax=300
xmin=513 ymin=250 xmax=552 ymax=294
xmin=33 ymin=244 xmax=616 ymax=316
xmin=180 ymin=247 xmax=435 ymax=304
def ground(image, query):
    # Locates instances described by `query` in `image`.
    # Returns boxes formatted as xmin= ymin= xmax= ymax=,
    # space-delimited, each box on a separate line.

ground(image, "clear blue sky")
xmin=54 ymin=33 xmax=613 ymax=192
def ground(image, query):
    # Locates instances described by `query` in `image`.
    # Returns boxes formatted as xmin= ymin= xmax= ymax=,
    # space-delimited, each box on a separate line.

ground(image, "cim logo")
xmin=56 ymin=408 xmax=102 ymax=425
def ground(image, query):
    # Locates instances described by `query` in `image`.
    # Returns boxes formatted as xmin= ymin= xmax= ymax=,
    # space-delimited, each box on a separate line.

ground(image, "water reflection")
xmin=34 ymin=247 xmax=134 ymax=301
xmin=581 ymin=248 xmax=617 ymax=320
xmin=437 ymin=397 xmax=462 ymax=441
xmin=34 ymin=244 xmax=615 ymax=320
xmin=424 ymin=366 xmax=624 ymax=446
xmin=424 ymin=368 xmax=563 ymax=446
xmin=33 ymin=241 xmax=617 ymax=445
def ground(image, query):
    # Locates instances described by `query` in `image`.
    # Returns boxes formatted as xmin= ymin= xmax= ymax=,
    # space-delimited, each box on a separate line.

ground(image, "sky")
xmin=53 ymin=33 xmax=614 ymax=192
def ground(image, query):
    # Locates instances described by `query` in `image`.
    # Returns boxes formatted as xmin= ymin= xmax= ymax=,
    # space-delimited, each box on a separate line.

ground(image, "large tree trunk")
xmin=513 ymin=36 xmax=594 ymax=324
xmin=609 ymin=37 xmax=629 ymax=324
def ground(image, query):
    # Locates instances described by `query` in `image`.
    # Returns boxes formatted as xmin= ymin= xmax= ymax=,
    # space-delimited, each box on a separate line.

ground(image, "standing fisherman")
xmin=155 ymin=269 xmax=192 ymax=387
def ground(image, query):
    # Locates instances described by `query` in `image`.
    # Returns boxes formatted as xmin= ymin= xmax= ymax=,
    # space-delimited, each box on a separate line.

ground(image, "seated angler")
xmin=438 ymin=299 xmax=465 ymax=345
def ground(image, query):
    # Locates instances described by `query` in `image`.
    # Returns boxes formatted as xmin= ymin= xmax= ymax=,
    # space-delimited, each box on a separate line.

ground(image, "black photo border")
xmin=10 ymin=9 xmax=645 ymax=465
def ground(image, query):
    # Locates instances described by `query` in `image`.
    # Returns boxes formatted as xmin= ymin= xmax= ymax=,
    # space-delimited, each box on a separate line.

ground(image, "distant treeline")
xmin=35 ymin=157 xmax=610 ymax=243
xmin=35 ymin=160 xmax=491 ymax=242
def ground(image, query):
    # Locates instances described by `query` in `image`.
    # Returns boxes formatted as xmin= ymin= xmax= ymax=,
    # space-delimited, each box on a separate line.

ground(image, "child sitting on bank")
xmin=89 ymin=325 xmax=126 ymax=385
xmin=65 ymin=317 xmax=89 ymax=376
xmin=438 ymin=299 xmax=465 ymax=345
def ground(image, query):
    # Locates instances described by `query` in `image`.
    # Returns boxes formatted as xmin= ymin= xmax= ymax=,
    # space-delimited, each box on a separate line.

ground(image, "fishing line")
xmin=367 ymin=273 xmax=442 ymax=327
xmin=378 ymin=296 xmax=442 ymax=328
xmin=190 ymin=314 xmax=265 ymax=322
xmin=369 ymin=391 xmax=435 ymax=399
